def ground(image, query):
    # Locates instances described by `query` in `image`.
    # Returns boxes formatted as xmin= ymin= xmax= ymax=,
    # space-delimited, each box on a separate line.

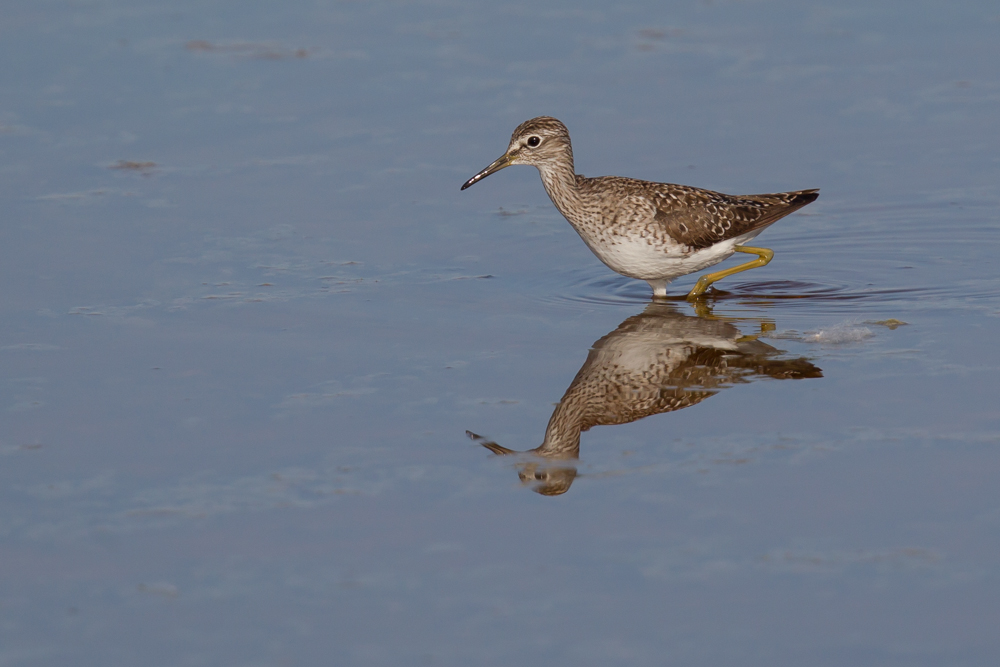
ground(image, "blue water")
xmin=2 ymin=1 xmax=999 ymax=665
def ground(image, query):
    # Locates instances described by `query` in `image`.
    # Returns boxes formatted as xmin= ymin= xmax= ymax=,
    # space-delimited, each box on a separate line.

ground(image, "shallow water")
xmin=2 ymin=1 xmax=1000 ymax=665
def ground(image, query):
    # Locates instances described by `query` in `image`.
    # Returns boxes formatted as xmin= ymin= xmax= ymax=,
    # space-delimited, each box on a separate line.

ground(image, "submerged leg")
xmin=686 ymin=245 xmax=774 ymax=300
xmin=647 ymin=279 xmax=670 ymax=298
xmin=691 ymin=300 xmax=715 ymax=318
xmin=735 ymin=320 xmax=776 ymax=343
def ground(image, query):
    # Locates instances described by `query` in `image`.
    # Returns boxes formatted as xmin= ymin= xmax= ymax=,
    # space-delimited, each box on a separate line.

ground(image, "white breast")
xmin=576 ymin=229 xmax=764 ymax=282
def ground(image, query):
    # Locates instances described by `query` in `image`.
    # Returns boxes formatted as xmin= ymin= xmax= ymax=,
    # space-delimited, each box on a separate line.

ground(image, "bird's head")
xmin=461 ymin=116 xmax=572 ymax=190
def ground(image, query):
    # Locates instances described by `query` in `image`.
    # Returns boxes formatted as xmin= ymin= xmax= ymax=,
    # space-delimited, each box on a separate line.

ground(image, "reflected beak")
xmin=460 ymin=152 xmax=514 ymax=190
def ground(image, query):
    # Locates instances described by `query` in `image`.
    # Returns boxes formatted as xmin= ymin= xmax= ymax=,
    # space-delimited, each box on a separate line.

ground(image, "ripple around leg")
xmin=536 ymin=267 xmax=950 ymax=316
xmin=541 ymin=270 xmax=654 ymax=308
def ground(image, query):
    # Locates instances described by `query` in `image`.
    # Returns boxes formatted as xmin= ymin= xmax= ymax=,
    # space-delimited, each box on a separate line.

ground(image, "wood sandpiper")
xmin=467 ymin=302 xmax=822 ymax=495
xmin=461 ymin=117 xmax=818 ymax=299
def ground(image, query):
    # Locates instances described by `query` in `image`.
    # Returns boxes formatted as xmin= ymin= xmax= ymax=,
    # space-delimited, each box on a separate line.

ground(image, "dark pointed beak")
xmin=466 ymin=429 xmax=518 ymax=455
xmin=460 ymin=152 xmax=513 ymax=191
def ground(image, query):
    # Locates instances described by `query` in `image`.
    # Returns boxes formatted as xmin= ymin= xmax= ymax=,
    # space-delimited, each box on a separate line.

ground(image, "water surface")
xmin=2 ymin=1 xmax=999 ymax=665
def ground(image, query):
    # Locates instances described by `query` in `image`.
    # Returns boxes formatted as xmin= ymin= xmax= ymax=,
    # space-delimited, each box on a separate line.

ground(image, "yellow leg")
xmin=686 ymin=246 xmax=774 ymax=300
xmin=735 ymin=321 xmax=776 ymax=342
xmin=691 ymin=300 xmax=715 ymax=318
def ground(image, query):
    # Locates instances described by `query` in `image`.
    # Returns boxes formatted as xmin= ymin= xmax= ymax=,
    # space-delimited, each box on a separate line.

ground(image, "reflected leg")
xmin=686 ymin=245 xmax=774 ymax=300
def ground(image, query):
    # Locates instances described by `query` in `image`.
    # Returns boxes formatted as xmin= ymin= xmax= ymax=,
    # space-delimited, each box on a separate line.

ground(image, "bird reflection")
xmin=468 ymin=302 xmax=822 ymax=496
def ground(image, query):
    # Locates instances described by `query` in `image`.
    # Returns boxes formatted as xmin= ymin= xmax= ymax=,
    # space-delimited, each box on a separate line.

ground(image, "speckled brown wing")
xmin=574 ymin=386 xmax=717 ymax=431
xmin=562 ymin=346 xmax=746 ymax=434
xmin=646 ymin=185 xmax=819 ymax=250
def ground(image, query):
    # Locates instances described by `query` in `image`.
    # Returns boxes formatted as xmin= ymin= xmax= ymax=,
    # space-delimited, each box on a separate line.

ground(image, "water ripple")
xmin=538 ymin=270 xmax=964 ymax=314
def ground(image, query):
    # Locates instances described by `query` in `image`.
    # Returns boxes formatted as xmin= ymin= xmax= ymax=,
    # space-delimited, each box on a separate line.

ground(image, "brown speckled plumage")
xmin=462 ymin=117 xmax=818 ymax=296
xmin=468 ymin=303 xmax=822 ymax=495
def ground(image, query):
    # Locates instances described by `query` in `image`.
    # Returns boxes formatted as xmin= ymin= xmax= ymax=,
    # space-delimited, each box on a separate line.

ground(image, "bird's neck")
xmin=536 ymin=154 xmax=582 ymax=221
xmin=537 ymin=397 xmax=583 ymax=457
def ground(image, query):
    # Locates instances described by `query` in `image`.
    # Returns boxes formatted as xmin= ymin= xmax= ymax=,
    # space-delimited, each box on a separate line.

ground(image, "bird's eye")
xmin=526 ymin=136 xmax=541 ymax=147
